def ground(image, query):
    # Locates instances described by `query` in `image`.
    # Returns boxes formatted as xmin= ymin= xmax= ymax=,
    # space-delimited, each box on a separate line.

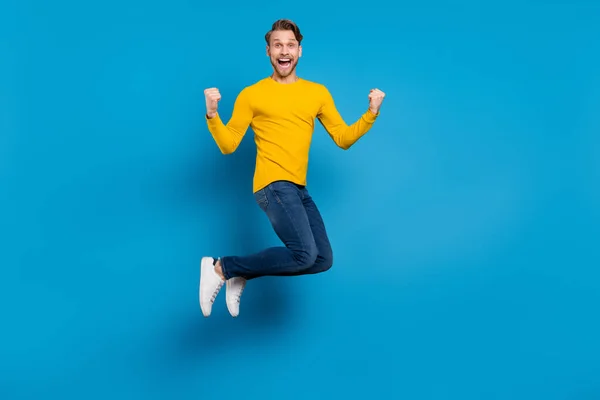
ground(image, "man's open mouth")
xmin=277 ymin=58 xmax=292 ymax=68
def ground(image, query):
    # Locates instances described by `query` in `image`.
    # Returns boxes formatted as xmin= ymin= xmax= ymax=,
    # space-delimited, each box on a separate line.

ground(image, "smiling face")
xmin=265 ymin=20 xmax=303 ymax=83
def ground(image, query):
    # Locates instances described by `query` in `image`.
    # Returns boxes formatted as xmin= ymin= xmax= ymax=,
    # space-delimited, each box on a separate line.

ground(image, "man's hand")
xmin=204 ymin=88 xmax=221 ymax=119
xmin=368 ymin=88 xmax=386 ymax=115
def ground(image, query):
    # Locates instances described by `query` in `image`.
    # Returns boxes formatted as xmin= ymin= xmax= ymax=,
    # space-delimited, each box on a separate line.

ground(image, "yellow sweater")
xmin=206 ymin=77 xmax=379 ymax=193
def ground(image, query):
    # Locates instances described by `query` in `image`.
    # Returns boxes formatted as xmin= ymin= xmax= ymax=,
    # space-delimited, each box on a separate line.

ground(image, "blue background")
xmin=1 ymin=0 xmax=599 ymax=399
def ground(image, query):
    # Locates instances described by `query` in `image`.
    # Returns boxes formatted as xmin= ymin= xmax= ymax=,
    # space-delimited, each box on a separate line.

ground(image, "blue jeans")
xmin=220 ymin=180 xmax=334 ymax=280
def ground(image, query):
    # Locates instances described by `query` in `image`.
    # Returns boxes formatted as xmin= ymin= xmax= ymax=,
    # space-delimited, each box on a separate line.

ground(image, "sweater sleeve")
xmin=206 ymin=87 xmax=253 ymax=154
xmin=316 ymin=86 xmax=378 ymax=150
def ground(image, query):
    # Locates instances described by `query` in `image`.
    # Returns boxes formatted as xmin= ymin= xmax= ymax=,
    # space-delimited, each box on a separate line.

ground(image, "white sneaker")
xmin=199 ymin=257 xmax=224 ymax=317
xmin=226 ymin=277 xmax=246 ymax=317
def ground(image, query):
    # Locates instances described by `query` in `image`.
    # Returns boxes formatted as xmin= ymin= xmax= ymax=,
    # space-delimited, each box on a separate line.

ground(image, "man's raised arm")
xmin=205 ymin=87 xmax=253 ymax=154
xmin=317 ymin=86 xmax=385 ymax=150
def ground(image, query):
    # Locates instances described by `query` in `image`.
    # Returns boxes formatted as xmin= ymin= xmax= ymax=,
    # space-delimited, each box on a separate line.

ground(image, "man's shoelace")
xmin=210 ymin=281 xmax=224 ymax=303
xmin=234 ymin=285 xmax=245 ymax=303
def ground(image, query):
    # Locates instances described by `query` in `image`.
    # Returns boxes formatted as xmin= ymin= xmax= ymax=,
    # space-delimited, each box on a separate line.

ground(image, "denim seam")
xmin=267 ymin=184 xmax=313 ymax=269
xmin=254 ymin=188 xmax=268 ymax=210
xmin=261 ymin=189 xmax=269 ymax=209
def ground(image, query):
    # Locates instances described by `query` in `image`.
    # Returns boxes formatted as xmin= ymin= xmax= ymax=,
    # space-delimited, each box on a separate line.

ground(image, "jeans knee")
xmin=316 ymin=249 xmax=333 ymax=273
xmin=294 ymin=242 xmax=318 ymax=270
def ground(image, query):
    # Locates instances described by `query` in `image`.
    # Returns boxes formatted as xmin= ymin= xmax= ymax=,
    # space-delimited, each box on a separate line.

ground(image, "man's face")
xmin=267 ymin=30 xmax=302 ymax=78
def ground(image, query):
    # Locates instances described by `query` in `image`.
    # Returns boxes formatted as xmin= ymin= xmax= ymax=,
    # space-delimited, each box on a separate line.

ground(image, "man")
xmin=200 ymin=19 xmax=385 ymax=317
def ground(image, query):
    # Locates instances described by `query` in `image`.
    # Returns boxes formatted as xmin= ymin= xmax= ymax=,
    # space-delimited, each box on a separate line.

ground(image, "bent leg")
xmin=220 ymin=181 xmax=318 ymax=280
xmin=274 ymin=187 xmax=334 ymax=276
xmin=301 ymin=189 xmax=334 ymax=274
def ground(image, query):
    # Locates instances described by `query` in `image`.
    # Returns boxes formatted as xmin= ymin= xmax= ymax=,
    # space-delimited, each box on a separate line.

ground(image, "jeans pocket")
xmin=254 ymin=189 xmax=269 ymax=211
xmin=268 ymin=180 xmax=296 ymax=204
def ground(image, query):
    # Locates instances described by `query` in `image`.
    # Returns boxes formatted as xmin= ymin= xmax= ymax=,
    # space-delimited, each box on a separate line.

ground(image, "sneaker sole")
xmin=199 ymin=257 xmax=214 ymax=317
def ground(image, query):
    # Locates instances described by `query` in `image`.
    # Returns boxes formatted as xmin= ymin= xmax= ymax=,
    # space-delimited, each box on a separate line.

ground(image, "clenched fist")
xmin=204 ymin=88 xmax=221 ymax=119
xmin=368 ymin=88 xmax=386 ymax=115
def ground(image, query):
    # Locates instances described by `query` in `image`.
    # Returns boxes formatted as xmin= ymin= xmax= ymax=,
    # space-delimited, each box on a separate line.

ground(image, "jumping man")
xmin=200 ymin=19 xmax=386 ymax=317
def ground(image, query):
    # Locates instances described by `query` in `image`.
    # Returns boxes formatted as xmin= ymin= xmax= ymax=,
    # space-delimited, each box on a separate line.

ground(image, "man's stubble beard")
xmin=271 ymin=59 xmax=299 ymax=79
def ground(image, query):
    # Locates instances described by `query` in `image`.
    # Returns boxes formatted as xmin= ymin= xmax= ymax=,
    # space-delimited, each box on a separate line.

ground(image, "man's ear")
xmin=266 ymin=45 xmax=270 ymax=57
xmin=298 ymin=45 xmax=302 ymax=58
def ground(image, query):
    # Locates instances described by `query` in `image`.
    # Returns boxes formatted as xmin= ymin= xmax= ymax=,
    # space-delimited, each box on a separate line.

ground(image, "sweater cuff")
xmin=363 ymin=109 xmax=379 ymax=123
xmin=206 ymin=113 xmax=222 ymax=125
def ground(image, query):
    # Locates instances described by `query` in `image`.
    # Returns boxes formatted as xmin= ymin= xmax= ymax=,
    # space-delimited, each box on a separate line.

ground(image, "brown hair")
xmin=265 ymin=19 xmax=303 ymax=45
